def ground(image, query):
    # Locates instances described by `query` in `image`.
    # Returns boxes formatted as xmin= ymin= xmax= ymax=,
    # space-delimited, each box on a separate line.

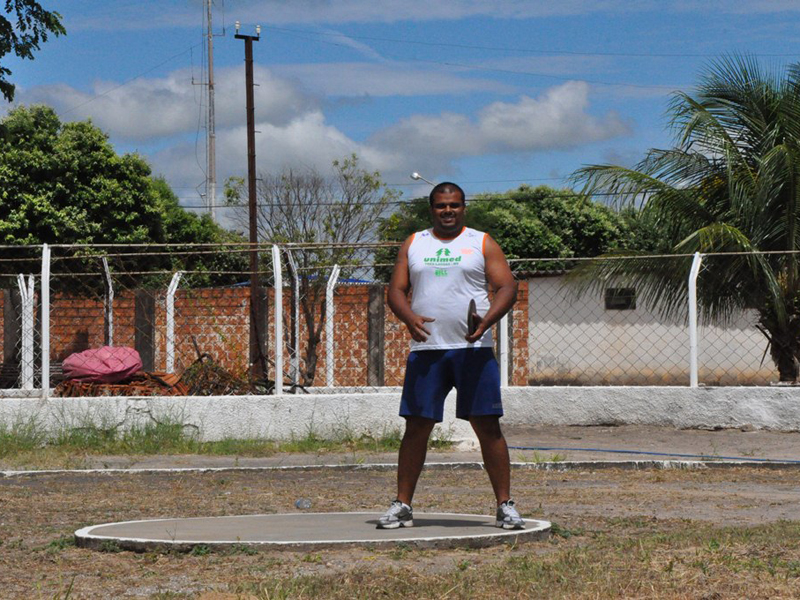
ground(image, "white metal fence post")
xmin=165 ymin=271 xmax=183 ymax=373
xmin=285 ymin=249 xmax=300 ymax=387
xmin=40 ymin=243 xmax=50 ymax=398
xmin=498 ymin=313 xmax=509 ymax=387
xmin=272 ymin=245 xmax=283 ymax=396
xmin=17 ymin=275 xmax=35 ymax=390
xmin=102 ymin=256 xmax=114 ymax=346
xmin=325 ymin=264 xmax=341 ymax=387
xmin=688 ymin=252 xmax=703 ymax=388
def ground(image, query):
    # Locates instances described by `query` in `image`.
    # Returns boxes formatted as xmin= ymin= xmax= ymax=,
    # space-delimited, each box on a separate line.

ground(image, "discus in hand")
xmin=467 ymin=298 xmax=478 ymax=336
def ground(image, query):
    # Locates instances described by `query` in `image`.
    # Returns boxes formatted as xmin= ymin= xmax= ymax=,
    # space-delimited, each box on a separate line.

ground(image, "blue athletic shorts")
xmin=399 ymin=348 xmax=503 ymax=422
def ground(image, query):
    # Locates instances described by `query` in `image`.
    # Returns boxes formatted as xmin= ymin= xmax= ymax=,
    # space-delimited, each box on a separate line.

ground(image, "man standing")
xmin=378 ymin=182 xmax=524 ymax=530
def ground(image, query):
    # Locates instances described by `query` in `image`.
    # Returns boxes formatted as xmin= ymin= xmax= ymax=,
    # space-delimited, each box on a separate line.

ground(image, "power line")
xmin=428 ymin=58 xmax=679 ymax=90
xmin=61 ymin=43 xmax=203 ymax=116
xmin=174 ymin=189 xmax=659 ymax=209
xmin=166 ymin=176 xmax=568 ymax=191
xmin=266 ymin=26 xmax=800 ymax=59
xmin=166 ymin=176 xmax=569 ymax=192
xmin=270 ymin=28 xmax=682 ymax=90
xmin=388 ymin=176 xmax=569 ymax=186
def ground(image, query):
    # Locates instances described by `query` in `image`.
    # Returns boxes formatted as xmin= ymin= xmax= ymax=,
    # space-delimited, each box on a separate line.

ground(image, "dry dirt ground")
xmin=1 ymin=462 xmax=799 ymax=599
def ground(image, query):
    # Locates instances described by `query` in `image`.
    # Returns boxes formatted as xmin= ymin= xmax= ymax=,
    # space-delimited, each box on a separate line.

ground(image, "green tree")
xmin=0 ymin=105 xmax=165 ymax=246
xmin=1 ymin=1 xmax=65 ymax=102
xmin=151 ymin=178 xmax=248 ymax=287
xmin=0 ymin=105 xmax=246 ymax=288
xmin=572 ymin=55 xmax=800 ymax=381
xmin=377 ymin=184 xmax=633 ymax=277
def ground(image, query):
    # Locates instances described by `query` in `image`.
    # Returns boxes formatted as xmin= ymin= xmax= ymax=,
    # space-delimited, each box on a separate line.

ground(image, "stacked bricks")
xmin=166 ymin=287 xmax=250 ymax=375
xmin=510 ymin=281 xmax=529 ymax=385
xmin=332 ymin=285 xmax=369 ymax=387
xmin=50 ymin=292 xmax=136 ymax=361
xmin=3 ymin=282 xmax=531 ymax=389
xmin=383 ymin=286 xmax=410 ymax=386
xmin=45 ymin=289 xmax=248 ymax=374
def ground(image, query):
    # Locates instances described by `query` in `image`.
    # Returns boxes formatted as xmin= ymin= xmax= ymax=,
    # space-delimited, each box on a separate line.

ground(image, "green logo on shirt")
xmin=425 ymin=247 xmax=461 ymax=265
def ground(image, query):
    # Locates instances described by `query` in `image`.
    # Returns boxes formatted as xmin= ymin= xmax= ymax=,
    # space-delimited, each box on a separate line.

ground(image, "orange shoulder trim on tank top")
xmin=409 ymin=232 xmax=416 ymax=244
xmin=481 ymin=232 xmax=488 ymax=255
xmin=431 ymin=226 xmax=465 ymax=241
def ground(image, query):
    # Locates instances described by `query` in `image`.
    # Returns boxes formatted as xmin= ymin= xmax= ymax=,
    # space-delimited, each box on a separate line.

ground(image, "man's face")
xmin=430 ymin=190 xmax=466 ymax=237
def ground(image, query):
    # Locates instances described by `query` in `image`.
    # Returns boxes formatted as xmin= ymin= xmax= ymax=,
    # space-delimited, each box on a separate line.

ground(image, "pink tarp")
xmin=62 ymin=346 xmax=143 ymax=383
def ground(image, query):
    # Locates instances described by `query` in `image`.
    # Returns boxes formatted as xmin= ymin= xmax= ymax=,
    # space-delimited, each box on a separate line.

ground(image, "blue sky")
xmin=5 ymin=0 xmax=800 ymax=220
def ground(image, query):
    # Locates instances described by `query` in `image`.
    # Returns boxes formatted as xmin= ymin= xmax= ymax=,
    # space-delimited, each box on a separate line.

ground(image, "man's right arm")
xmin=387 ymin=235 xmax=434 ymax=342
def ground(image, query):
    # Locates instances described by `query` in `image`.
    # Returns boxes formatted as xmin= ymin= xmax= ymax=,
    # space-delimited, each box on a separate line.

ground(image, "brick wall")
xmin=383 ymin=287 xmax=409 ymax=386
xmin=1 ymin=283 xmax=524 ymax=387
xmin=168 ymin=287 xmax=250 ymax=375
xmin=510 ymin=281 xmax=529 ymax=385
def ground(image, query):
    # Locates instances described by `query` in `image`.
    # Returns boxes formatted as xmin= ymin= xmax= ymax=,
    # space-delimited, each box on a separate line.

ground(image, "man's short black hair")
xmin=429 ymin=182 xmax=466 ymax=205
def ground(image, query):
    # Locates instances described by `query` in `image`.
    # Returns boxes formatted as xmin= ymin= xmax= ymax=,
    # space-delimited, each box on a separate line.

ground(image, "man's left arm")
xmin=465 ymin=235 xmax=518 ymax=343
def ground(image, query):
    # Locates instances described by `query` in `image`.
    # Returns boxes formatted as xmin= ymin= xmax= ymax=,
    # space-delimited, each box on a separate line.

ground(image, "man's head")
xmin=428 ymin=182 xmax=465 ymax=206
xmin=428 ymin=182 xmax=466 ymax=238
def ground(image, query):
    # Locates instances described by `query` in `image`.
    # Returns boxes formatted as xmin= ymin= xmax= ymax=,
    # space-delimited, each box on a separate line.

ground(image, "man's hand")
xmin=465 ymin=311 xmax=485 ymax=344
xmin=405 ymin=314 xmax=435 ymax=342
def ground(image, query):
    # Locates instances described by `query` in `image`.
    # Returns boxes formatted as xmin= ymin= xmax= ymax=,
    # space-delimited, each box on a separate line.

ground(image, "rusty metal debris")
xmin=54 ymin=372 xmax=188 ymax=397
xmin=180 ymin=354 xmax=255 ymax=396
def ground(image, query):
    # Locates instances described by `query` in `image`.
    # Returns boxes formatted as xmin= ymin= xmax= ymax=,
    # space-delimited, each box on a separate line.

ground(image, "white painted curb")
xmin=3 ymin=387 xmax=800 ymax=442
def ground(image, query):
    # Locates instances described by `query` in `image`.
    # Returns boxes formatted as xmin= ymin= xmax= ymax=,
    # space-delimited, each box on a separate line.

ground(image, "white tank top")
xmin=407 ymin=227 xmax=493 ymax=350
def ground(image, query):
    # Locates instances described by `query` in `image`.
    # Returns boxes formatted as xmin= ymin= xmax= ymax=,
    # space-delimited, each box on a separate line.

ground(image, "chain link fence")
xmin=276 ymin=243 xmax=403 ymax=392
xmin=0 ymin=246 xmax=43 ymax=390
xmin=1 ymin=244 xmax=276 ymax=395
xmin=0 ymin=244 xmax=790 ymax=395
xmin=693 ymin=253 xmax=777 ymax=386
xmin=512 ymin=255 xmax=776 ymax=386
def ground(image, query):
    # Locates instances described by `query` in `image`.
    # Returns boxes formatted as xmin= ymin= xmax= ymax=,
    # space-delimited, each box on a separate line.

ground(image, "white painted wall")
xmin=528 ymin=276 xmax=776 ymax=386
xmin=3 ymin=387 xmax=800 ymax=443
xmin=501 ymin=387 xmax=800 ymax=431
xmin=0 ymin=392 xmax=474 ymax=444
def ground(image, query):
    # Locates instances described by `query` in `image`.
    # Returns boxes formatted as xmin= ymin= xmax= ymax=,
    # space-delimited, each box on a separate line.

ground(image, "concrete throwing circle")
xmin=75 ymin=512 xmax=551 ymax=552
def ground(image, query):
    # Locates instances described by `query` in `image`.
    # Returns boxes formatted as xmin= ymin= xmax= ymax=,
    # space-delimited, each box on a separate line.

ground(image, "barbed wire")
xmin=4 ymin=246 xmax=800 ymax=266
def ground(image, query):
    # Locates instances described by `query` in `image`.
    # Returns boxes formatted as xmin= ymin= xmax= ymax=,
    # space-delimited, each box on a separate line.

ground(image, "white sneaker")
xmin=495 ymin=500 xmax=525 ymax=530
xmin=377 ymin=500 xmax=413 ymax=529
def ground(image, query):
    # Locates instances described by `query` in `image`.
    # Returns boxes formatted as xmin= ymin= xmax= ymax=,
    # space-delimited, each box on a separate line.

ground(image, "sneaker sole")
xmin=495 ymin=520 xmax=525 ymax=530
xmin=376 ymin=519 xmax=413 ymax=530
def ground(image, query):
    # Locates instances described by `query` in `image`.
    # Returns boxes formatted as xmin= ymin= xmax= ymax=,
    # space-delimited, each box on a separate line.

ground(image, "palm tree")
xmin=571 ymin=55 xmax=800 ymax=382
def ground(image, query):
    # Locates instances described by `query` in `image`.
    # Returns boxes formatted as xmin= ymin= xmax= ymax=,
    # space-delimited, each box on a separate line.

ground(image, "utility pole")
xmin=235 ymin=21 xmax=265 ymax=379
xmin=206 ymin=0 xmax=216 ymax=221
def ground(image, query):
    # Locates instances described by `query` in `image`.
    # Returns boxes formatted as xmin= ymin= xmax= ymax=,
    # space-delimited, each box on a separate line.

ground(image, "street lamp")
xmin=410 ymin=172 xmax=436 ymax=186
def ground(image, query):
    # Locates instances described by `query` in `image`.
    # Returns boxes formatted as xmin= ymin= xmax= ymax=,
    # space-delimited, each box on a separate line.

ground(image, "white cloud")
xmin=152 ymin=80 xmax=630 ymax=206
xmin=272 ymin=62 xmax=514 ymax=97
xmin=478 ymin=55 xmax=617 ymax=77
xmin=674 ymin=0 xmax=800 ymax=13
xmin=314 ymin=28 xmax=386 ymax=61
xmin=151 ymin=110 xmax=400 ymax=196
xmin=370 ymin=81 xmax=631 ymax=159
xmin=21 ymin=66 xmax=317 ymax=141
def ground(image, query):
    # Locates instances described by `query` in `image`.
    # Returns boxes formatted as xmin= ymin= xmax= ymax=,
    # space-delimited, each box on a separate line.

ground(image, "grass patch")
xmin=189 ymin=544 xmax=211 ymax=557
xmin=0 ymin=419 xmax=453 ymax=467
xmin=226 ymin=520 xmax=800 ymax=599
xmin=0 ymin=417 xmax=48 ymax=455
xmin=515 ymin=450 xmax=567 ymax=463
xmin=40 ymin=535 xmax=76 ymax=554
